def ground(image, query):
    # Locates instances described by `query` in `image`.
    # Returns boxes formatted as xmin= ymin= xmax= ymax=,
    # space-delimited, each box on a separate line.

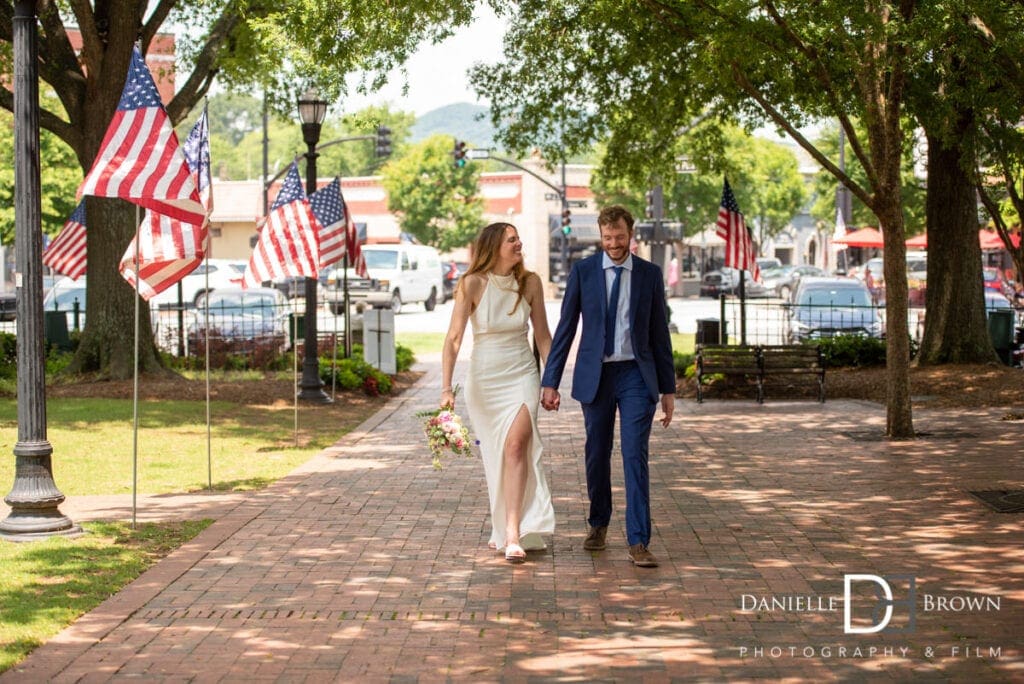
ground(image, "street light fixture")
xmin=1 ymin=0 xmax=80 ymax=540
xmin=296 ymin=89 xmax=331 ymax=404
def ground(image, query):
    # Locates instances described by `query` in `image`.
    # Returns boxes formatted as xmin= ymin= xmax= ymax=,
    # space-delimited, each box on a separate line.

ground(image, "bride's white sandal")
xmin=504 ymin=543 xmax=526 ymax=563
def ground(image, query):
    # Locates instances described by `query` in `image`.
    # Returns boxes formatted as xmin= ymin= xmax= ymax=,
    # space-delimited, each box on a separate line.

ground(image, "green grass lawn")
xmin=0 ymin=397 xmax=364 ymax=495
xmin=0 ymin=520 xmax=211 ymax=674
xmin=671 ymin=332 xmax=695 ymax=355
xmin=396 ymin=332 xmax=445 ymax=355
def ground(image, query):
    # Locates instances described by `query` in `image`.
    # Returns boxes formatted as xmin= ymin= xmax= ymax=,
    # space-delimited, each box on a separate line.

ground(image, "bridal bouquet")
xmin=416 ymin=390 xmax=474 ymax=469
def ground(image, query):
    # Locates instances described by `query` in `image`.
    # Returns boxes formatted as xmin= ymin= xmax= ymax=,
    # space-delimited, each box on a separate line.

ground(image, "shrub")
xmin=815 ymin=335 xmax=887 ymax=367
xmin=334 ymin=367 xmax=362 ymax=391
xmin=0 ymin=333 xmax=74 ymax=381
xmin=0 ymin=332 xmax=16 ymax=379
xmin=45 ymin=351 xmax=75 ymax=376
xmin=320 ymin=355 xmax=395 ymax=396
xmin=673 ymin=350 xmax=695 ymax=378
xmin=395 ymin=344 xmax=415 ymax=372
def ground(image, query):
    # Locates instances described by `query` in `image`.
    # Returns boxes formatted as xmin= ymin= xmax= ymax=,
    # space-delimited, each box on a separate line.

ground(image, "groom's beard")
xmin=605 ymin=246 xmax=628 ymax=263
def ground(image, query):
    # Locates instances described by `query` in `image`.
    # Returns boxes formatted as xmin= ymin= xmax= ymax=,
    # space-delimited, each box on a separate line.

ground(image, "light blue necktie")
xmin=604 ymin=266 xmax=624 ymax=357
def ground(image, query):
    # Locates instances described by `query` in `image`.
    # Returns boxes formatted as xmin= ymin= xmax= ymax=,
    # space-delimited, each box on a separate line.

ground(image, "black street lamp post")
xmin=296 ymin=90 xmax=331 ymax=404
xmin=1 ymin=0 xmax=80 ymax=540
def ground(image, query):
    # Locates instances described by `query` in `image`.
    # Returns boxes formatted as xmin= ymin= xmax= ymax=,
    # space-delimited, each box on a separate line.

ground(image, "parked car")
xmin=786 ymin=277 xmax=883 ymax=343
xmin=699 ymin=267 xmax=767 ymax=298
xmin=761 ymin=264 xmax=826 ymax=300
xmin=756 ymin=257 xmax=782 ymax=272
xmin=985 ymin=290 xmax=1014 ymax=311
xmin=187 ymin=287 xmax=289 ymax=352
xmin=336 ymin=243 xmax=444 ymax=314
xmin=982 ymin=266 xmax=1013 ymax=297
xmin=42 ymin=276 xmax=88 ymax=330
xmin=149 ymin=258 xmax=247 ymax=309
xmin=441 ymin=260 xmax=469 ymax=303
xmin=0 ymin=291 xmax=14 ymax=322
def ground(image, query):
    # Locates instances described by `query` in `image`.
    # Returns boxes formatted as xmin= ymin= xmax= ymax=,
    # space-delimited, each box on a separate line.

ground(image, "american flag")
xmin=309 ymin=177 xmax=347 ymax=269
xmin=119 ymin=110 xmax=212 ymax=300
xmin=43 ymin=201 xmax=88 ymax=280
xmin=76 ymin=45 xmax=204 ymax=226
xmin=243 ymin=162 xmax=321 ymax=288
xmin=715 ymin=179 xmax=760 ymax=281
xmin=340 ymin=187 xmax=368 ymax=278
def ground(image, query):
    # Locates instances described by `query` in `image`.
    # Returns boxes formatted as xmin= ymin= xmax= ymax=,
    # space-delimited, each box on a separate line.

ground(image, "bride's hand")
xmin=440 ymin=389 xmax=455 ymax=409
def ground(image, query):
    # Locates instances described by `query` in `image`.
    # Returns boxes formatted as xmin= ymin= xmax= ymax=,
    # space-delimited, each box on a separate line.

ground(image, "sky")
xmin=340 ymin=6 xmax=506 ymax=116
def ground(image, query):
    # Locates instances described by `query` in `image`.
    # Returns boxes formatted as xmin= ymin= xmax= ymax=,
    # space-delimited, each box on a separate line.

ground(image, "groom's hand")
xmin=659 ymin=394 xmax=675 ymax=428
xmin=541 ymin=387 xmax=560 ymax=411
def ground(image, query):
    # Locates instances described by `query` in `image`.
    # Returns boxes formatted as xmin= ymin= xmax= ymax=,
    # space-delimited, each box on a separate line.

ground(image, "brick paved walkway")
xmin=4 ymin=359 xmax=1023 ymax=681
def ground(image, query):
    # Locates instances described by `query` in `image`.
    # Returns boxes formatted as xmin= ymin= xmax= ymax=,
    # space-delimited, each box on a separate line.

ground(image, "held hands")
xmin=541 ymin=387 xmax=560 ymax=412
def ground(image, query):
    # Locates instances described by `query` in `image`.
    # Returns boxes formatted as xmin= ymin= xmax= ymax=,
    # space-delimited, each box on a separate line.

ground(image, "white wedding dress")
xmin=464 ymin=272 xmax=555 ymax=551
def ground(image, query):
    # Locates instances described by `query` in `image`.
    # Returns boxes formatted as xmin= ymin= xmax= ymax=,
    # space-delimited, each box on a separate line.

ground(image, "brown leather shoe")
xmin=628 ymin=543 xmax=659 ymax=567
xmin=583 ymin=525 xmax=608 ymax=550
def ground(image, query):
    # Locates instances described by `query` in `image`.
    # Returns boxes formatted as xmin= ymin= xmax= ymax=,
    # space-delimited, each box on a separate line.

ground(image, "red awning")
xmin=834 ymin=226 xmax=885 ymax=248
xmin=905 ymin=233 xmax=927 ymax=248
xmin=979 ymin=229 xmax=1021 ymax=250
xmin=904 ymin=229 xmax=1021 ymax=250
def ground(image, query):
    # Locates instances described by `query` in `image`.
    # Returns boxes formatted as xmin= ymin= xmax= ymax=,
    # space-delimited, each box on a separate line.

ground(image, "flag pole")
xmin=293 ymin=306 xmax=299 ymax=447
xmin=205 ymin=250 xmax=211 ymax=490
xmin=331 ymin=289 xmax=338 ymax=401
xmin=738 ymin=270 xmax=748 ymax=346
xmin=131 ymin=204 xmax=141 ymax=529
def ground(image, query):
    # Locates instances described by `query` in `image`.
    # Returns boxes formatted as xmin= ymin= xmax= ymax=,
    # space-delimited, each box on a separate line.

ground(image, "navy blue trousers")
xmin=581 ymin=360 xmax=657 ymax=546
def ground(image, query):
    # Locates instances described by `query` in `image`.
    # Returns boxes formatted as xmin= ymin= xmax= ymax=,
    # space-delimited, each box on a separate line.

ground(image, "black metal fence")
xmin=705 ymin=295 xmax=1021 ymax=364
xmin=704 ymin=295 xmax=887 ymax=346
xmin=39 ymin=299 xmax=357 ymax=365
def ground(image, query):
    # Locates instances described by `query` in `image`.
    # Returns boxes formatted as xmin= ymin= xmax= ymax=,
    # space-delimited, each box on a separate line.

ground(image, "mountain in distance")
xmin=411 ymin=102 xmax=496 ymax=149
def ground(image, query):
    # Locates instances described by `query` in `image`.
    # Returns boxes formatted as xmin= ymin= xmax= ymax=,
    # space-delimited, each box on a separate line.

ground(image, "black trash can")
xmin=44 ymin=310 xmax=70 ymax=351
xmin=696 ymin=318 xmax=726 ymax=345
xmin=987 ymin=310 xmax=1014 ymax=365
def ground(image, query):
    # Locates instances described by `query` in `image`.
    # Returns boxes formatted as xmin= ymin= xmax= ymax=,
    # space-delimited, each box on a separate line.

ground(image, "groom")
xmin=541 ymin=205 xmax=675 ymax=567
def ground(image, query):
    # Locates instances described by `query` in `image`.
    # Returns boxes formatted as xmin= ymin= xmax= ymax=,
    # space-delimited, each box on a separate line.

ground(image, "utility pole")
xmin=560 ymin=160 xmax=569 ymax=279
xmin=645 ymin=184 xmax=666 ymax=270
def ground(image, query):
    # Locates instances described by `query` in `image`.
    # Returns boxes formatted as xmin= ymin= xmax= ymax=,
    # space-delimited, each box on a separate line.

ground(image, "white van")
xmin=148 ymin=258 xmax=248 ymax=309
xmin=329 ymin=243 xmax=443 ymax=314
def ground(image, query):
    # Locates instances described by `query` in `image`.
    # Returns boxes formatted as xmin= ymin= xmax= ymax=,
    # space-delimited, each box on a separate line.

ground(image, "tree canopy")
xmin=381 ymin=134 xmax=483 ymax=252
xmin=0 ymin=0 xmax=477 ymax=378
xmin=590 ymin=126 xmax=806 ymax=246
xmin=472 ymin=0 xmax=922 ymax=436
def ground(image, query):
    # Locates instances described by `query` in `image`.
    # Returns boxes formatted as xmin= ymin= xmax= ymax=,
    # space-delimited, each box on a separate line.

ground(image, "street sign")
xmin=466 ymin=148 xmax=491 ymax=160
xmin=544 ymin=192 xmax=561 ymax=201
xmin=568 ymin=200 xmax=587 ymax=208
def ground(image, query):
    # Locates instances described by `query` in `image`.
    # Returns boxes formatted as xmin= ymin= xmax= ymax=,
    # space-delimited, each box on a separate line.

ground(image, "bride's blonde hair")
xmin=458 ymin=222 xmax=533 ymax=314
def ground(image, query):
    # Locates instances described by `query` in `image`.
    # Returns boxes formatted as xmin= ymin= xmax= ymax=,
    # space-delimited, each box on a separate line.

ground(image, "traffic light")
xmin=561 ymin=208 xmax=572 ymax=236
xmin=453 ymin=139 xmax=467 ymax=167
xmin=374 ymin=125 xmax=392 ymax=158
xmin=645 ymin=190 xmax=656 ymax=219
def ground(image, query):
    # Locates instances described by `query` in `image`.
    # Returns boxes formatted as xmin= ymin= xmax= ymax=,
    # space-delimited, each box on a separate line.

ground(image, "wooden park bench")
xmin=758 ymin=344 xmax=826 ymax=403
xmin=695 ymin=344 xmax=826 ymax=403
xmin=696 ymin=344 xmax=763 ymax=403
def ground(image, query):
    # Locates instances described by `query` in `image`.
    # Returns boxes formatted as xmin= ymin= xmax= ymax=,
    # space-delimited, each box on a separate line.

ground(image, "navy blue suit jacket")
xmin=541 ymin=253 xmax=676 ymax=404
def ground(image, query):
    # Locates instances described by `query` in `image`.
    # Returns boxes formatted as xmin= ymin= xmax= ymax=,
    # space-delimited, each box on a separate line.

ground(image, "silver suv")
xmin=786 ymin=277 xmax=883 ymax=343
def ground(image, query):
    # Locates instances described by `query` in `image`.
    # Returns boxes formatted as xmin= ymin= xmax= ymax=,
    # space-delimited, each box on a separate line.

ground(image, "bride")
xmin=441 ymin=222 xmax=556 ymax=563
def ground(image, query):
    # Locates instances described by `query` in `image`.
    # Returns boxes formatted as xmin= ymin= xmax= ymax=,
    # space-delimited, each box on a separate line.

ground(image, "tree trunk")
xmin=877 ymin=201 xmax=914 ymax=439
xmin=64 ymin=198 xmax=163 ymax=379
xmin=916 ymin=132 xmax=996 ymax=364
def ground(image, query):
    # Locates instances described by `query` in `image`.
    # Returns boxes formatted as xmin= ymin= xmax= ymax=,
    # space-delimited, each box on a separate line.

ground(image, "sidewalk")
xmin=3 ymin=360 xmax=1023 ymax=681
